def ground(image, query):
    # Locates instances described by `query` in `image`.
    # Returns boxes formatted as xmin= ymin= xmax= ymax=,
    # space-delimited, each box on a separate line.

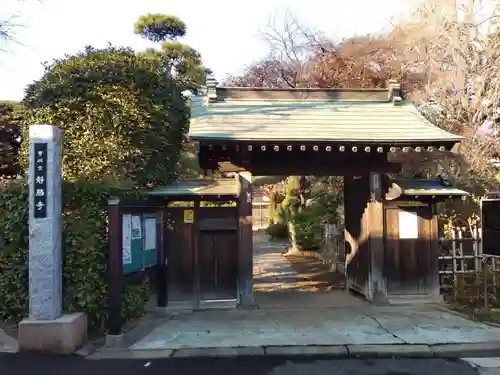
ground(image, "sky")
xmin=0 ymin=0 xmax=412 ymax=101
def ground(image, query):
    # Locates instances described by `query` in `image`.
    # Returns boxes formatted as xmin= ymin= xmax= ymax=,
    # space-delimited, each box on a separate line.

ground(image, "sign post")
xmin=28 ymin=125 xmax=62 ymax=320
xmin=33 ymin=143 xmax=48 ymax=219
xmin=18 ymin=125 xmax=87 ymax=354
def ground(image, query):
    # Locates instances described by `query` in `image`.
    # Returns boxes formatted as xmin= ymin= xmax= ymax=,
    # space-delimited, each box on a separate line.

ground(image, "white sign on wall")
xmin=122 ymin=214 xmax=132 ymax=264
xmin=398 ymin=211 xmax=419 ymax=239
xmin=144 ymin=218 xmax=156 ymax=251
xmin=131 ymin=215 xmax=142 ymax=239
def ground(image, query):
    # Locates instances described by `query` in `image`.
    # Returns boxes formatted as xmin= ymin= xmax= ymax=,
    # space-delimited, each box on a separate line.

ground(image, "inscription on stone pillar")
xmin=28 ymin=125 xmax=62 ymax=320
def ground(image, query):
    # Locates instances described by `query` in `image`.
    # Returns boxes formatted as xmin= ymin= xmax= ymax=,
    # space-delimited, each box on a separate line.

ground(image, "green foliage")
xmin=308 ymin=176 xmax=344 ymax=224
xmin=0 ymin=179 xmax=149 ymax=330
xmin=292 ymin=207 xmax=323 ymax=251
xmin=283 ymin=176 xmax=300 ymax=199
xmin=0 ymin=101 xmax=23 ymax=177
xmin=267 ymin=190 xmax=285 ymax=225
xmin=161 ymin=41 xmax=205 ymax=88
xmin=135 ymin=13 xmax=208 ymax=91
xmin=175 ymin=150 xmax=204 ymax=179
xmin=134 ymin=14 xmax=187 ymax=42
xmin=288 ymin=176 xmax=344 ymax=251
xmin=265 ymin=222 xmax=288 ymax=239
xmin=21 ymin=45 xmax=189 ymax=187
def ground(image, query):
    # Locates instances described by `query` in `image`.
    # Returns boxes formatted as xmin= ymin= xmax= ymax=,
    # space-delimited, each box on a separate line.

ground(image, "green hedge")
xmin=0 ymin=179 xmax=149 ymax=331
xmin=21 ymin=45 xmax=189 ymax=187
xmin=293 ymin=208 xmax=323 ymax=251
xmin=265 ymin=222 xmax=288 ymax=239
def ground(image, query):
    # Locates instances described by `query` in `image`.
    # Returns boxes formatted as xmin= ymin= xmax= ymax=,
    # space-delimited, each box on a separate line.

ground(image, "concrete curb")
xmin=85 ymin=342 xmax=500 ymax=360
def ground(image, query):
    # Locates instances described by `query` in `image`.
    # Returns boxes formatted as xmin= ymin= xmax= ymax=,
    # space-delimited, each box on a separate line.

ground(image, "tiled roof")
xmin=145 ymin=179 xmax=237 ymax=197
xmin=188 ymin=87 xmax=463 ymax=144
xmin=386 ymin=178 xmax=469 ymax=200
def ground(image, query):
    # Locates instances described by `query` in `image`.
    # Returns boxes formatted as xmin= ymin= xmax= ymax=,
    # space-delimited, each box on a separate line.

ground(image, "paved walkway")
xmin=89 ymin=233 xmax=500 ymax=358
xmin=6 ymin=232 xmax=500 ymax=362
xmin=0 ymin=326 xmax=17 ymax=354
xmin=108 ymin=304 xmax=500 ymax=356
xmin=253 ymin=232 xmax=292 ymax=292
xmin=252 ymin=231 xmax=366 ymax=309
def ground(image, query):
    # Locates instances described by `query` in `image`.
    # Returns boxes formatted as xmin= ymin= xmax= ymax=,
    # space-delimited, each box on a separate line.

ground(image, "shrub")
xmin=0 ymin=101 xmax=23 ymax=177
xmin=0 ymin=179 xmax=149 ymax=331
xmin=21 ymin=45 xmax=189 ymax=187
xmin=265 ymin=223 xmax=289 ymax=239
xmin=293 ymin=208 xmax=323 ymax=251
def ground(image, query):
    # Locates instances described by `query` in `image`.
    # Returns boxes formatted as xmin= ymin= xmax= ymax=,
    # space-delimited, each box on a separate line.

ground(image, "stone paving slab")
xmin=88 ymin=232 xmax=500 ymax=360
xmin=461 ymin=357 xmax=500 ymax=374
xmin=0 ymin=327 xmax=18 ymax=353
xmin=124 ymin=306 xmax=500 ymax=356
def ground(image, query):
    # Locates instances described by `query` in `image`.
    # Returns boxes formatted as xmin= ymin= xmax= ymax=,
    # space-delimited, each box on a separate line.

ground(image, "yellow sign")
xmin=184 ymin=209 xmax=194 ymax=224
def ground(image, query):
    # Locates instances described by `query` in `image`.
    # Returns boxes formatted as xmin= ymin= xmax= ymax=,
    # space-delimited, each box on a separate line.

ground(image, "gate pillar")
xmin=236 ymin=172 xmax=254 ymax=306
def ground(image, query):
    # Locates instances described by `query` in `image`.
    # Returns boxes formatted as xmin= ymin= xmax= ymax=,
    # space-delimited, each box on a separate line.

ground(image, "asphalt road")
xmin=0 ymin=354 xmax=480 ymax=375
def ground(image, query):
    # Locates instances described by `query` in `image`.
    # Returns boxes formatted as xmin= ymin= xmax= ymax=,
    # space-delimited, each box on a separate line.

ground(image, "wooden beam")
xmin=249 ymin=163 xmax=402 ymax=176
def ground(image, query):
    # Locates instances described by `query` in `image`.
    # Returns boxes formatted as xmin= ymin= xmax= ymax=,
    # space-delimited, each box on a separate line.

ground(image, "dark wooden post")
xmin=107 ymin=197 xmax=123 ymax=335
xmin=369 ymin=172 xmax=387 ymax=303
xmin=156 ymin=206 xmax=167 ymax=308
xmin=237 ymin=173 xmax=254 ymax=306
xmin=192 ymin=198 xmax=201 ymax=309
xmin=429 ymin=203 xmax=441 ymax=299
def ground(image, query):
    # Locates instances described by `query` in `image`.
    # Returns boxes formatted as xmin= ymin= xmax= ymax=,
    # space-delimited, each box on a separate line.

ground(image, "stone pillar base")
xmin=18 ymin=313 xmax=87 ymax=354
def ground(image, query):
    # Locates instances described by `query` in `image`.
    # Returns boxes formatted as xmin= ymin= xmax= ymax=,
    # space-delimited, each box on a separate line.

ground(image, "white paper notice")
xmin=122 ymin=214 xmax=132 ymax=264
xmin=144 ymin=218 xmax=156 ymax=250
xmin=398 ymin=211 xmax=419 ymax=239
xmin=131 ymin=215 xmax=142 ymax=239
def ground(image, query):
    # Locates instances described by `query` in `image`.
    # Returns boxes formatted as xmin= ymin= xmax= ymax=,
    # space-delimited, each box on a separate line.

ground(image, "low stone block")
xmin=18 ymin=313 xmax=87 ymax=354
xmin=88 ymin=348 xmax=174 ymax=360
xmin=105 ymin=334 xmax=124 ymax=348
xmin=433 ymin=342 xmax=500 ymax=358
xmin=265 ymin=345 xmax=348 ymax=356
xmin=173 ymin=346 xmax=265 ymax=358
xmin=347 ymin=344 xmax=434 ymax=357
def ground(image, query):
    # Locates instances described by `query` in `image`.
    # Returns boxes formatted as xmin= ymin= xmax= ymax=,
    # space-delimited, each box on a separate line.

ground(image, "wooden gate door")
xmin=199 ymin=230 xmax=239 ymax=300
xmin=344 ymin=175 xmax=372 ymax=298
xmin=165 ymin=206 xmax=195 ymax=303
xmin=198 ymin=205 xmax=239 ymax=301
xmin=384 ymin=205 xmax=433 ymax=295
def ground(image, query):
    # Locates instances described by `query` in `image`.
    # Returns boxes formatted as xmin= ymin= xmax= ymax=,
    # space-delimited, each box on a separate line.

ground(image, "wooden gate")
xmin=165 ymin=200 xmax=239 ymax=307
xmin=384 ymin=205 xmax=434 ymax=295
xmin=198 ymin=205 xmax=239 ymax=301
xmin=252 ymin=202 xmax=269 ymax=230
xmin=344 ymin=175 xmax=371 ymax=297
xmin=165 ymin=204 xmax=194 ymax=303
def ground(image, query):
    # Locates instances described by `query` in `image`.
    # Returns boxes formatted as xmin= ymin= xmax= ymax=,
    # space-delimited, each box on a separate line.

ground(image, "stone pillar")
xmin=18 ymin=125 xmax=87 ymax=354
xmin=28 ymin=125 xmax=63 ymax=320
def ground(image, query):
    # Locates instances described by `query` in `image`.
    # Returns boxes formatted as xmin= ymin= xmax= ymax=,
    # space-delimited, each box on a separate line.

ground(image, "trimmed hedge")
xmin=0 ymin=101 xmax=23 ymax=177
xmin=20 ymin=45 xmax=189 ymax=187
xmin=0 ymin=179 xmax=149 ymax=331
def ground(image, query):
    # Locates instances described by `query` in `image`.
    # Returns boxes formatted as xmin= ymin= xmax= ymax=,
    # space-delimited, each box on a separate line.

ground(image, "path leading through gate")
xmin=112 ymin=232 xmax=500 ymax=355
xmin=252 ymin=232 xmax=367 ymax=309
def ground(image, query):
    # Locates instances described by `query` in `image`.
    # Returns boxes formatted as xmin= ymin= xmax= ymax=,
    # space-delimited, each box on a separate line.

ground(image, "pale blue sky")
xmin=0 ymin=0 xmax=411 ymax=101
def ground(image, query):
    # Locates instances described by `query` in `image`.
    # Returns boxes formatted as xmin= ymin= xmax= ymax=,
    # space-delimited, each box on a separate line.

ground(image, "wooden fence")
xmin=318 ymin=224 xmax=500 ymax=308
xmin=252 ymin=202 xmax=270 ymax=230
xmin=322 ymin=224 xmax=346 ymax=262
xmin=438 ymin=227 xmax=500 ymax=308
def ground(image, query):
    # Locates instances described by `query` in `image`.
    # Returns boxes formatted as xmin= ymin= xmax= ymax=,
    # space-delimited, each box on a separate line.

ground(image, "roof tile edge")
xmin=202 ymin=74 xmax=403 ymax=102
